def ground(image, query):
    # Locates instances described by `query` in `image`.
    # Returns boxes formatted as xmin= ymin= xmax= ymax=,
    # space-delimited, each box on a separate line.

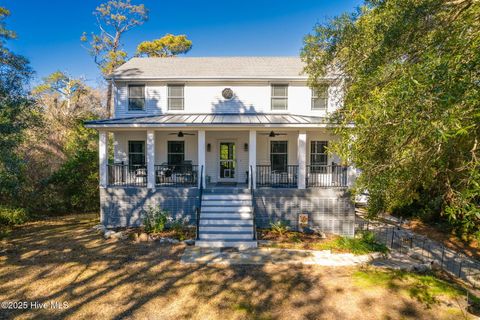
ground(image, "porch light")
xmin=207 ymin=143 xmax=211 ymax=152
xmin=244 ymin=143 xmax=248 ymax=151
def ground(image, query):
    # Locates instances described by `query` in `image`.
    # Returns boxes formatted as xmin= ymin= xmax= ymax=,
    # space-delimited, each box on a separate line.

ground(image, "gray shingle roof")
xmin=110 ymin=57 xmax=307 ymax=80
xmin=85 ymin=113 xmax=329 ymax=128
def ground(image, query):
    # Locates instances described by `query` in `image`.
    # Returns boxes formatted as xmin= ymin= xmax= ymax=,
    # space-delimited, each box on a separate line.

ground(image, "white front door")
xmin=218 ymin=142 xmax=236 ymax=181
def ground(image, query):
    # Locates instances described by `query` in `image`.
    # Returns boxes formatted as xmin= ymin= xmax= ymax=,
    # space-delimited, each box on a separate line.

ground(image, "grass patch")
xmin=0 ymin=206 xmax=29 ymax=226
xmin=260 ymin=229 xmax=388 ymax=255
xmin=353 ymin=268 xmax=479 ymax=310
xmin=313 ymin=232 xmax=389 ymax=255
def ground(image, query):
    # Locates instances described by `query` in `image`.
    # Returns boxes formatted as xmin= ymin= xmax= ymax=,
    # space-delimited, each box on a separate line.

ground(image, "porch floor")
xmin=206 ymin=182 xmax=248 ymax=189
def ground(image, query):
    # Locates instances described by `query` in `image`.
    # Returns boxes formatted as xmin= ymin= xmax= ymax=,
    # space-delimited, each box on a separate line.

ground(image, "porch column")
xmin=99 ymin=130 xmax=108 ymax=188
xmin=146 ymin=130 xmax=155 ymax=189
xmin=198 ymin=130 xmax=206 ymax=188
xmin=249 ymin=130 xmax=256 ymax=189
xmin=297 ymin=131 xmax=307 ymax=189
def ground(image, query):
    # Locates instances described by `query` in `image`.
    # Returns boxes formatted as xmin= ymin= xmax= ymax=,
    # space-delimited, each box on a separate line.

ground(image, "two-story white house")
xmin=85 ymin=57 xmax=355 ymax=248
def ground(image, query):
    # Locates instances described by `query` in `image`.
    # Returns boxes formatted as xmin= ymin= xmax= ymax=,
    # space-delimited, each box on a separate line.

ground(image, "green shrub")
xmin=143 ymin=206 xmax=168 ymax=233
xmin=0 ymin=206 xmax=29 ymax=225
xmin=337 ymin=231 xmax=389 ymax=254
xmin=270 ymin=221 xmax=290 ymax=236
xmin=314 ymin=231 xmax=388 ymax=254
xmin=167 ymin=217 xmax=190 ymax=240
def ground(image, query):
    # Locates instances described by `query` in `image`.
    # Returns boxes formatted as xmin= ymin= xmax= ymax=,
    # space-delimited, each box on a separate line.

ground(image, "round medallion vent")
xmin=222 ymin=88 xmax=234 ymax=100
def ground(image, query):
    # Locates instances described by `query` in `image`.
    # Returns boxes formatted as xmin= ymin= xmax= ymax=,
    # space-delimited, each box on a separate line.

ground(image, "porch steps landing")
xmin=195 ymin=190 xmax=257 ymax=249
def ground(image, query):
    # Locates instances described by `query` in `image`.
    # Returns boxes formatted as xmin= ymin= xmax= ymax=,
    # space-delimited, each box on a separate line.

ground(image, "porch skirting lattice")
xmin=100 ymin=187 xmax=355 ymax=236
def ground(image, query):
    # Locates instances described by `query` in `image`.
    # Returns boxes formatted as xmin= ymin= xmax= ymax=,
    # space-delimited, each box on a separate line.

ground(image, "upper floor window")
xmin=312 ymin=85 xmax=328 ymax=110
xmin=168 ymin=85 xmax=184 ymax=110
xmin=271 ymin=84 xmax=288 ymax=110
xmin=128 ymin=85 xmax=145 ymax=111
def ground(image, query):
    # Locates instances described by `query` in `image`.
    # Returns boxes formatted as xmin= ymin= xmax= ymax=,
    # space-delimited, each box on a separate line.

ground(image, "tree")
xmin=29 ymin=71 xmax=104 ymax=165
xmin=33 ymin=71 xmax=87 ymax=111
xmin=21 ymin=72 xmax=104 ymax=212
xmin=302 ymin=0 xmax=480 ymax=237
xmin=136 ymin=34 xmax=192 ymax=57
xmin=0 ymin=6 xmax=37 ymax=205
xmin=81 ymin=0 xmax=148 ymax=116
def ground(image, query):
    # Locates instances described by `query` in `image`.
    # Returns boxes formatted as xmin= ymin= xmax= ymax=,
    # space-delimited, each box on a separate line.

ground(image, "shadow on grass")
xmin=0 ymin=214 xmax=474 ymax=319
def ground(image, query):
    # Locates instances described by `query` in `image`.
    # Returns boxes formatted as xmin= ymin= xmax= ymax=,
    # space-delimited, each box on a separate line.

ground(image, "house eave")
xmin=84 ymin=123 xmax=348 ymax=130
xmin=106 ymin=76 xmax=315 ymax=82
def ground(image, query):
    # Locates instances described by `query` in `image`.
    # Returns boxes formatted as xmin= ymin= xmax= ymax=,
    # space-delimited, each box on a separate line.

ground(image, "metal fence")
xmin=107 ymin=164 xmax=147 ymax=187
xmin=155 ymin=164 xmax=198 ymax=187
xmin=256 ymin=165 xmax=298 ymax=188
xmin=356 ymin=219 xmax=480 ymax=288
xmin=306 ymin=165 xmax=348 ymax=188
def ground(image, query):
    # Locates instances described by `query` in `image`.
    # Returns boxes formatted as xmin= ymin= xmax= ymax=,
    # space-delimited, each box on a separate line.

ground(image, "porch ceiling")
xmin=84 ymin=113 xmax=331 ymax=129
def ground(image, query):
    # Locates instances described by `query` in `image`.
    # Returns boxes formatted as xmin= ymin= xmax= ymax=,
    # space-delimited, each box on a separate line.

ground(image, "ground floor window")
xmin=168 ymin=141 xmax=185 ymax=166
xmin=271 ymin=141 xmax=288 ymax=172
xmin=310 ymin=141 xmax=328 ymax=172
xmin=128 ymin=141 xmax=145 ymax=167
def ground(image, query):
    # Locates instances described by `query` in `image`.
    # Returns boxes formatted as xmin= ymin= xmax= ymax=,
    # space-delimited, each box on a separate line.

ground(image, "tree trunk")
xmin=106 ymin=80 xmax=113 ymax=117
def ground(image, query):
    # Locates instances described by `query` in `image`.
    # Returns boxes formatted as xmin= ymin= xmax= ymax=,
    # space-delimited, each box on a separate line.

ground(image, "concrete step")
xmin=202 ymin=200 xmax=252 ymax=206
xmin=200 ymin=219 xmax=254 ymax=225
xmin=202 ymin=194 xmax=252 ymax=201
xmin=199 ymin=225 xmax=253 ymax=232
xmin=201 ymin=212 xmax=253 ymax=219
xmin=201 ymin=206 xmax=252 ymax=213
xmin=203 ymin=188 xmax=250 ymax=195
xmin=195 ymin=240 xmax=258 ymax=249
xmin=199 ymin=231 xmax=253 ymax=240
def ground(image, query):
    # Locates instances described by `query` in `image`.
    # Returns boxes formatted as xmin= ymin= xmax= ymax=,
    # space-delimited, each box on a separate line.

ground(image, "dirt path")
xmin=0 ymin=214 xmax=472 ymax=320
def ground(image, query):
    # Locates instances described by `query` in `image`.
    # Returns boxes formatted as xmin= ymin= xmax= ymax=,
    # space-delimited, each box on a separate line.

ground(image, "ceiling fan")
xmin=168 ymin=131 xmax=196 ymax=138
xmin=260 ymin=131 xmax=287 ymax=138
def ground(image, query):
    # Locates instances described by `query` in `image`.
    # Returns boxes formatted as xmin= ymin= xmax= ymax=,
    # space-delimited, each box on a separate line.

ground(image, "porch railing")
xmin=107 ymin=164 xmax=147 ymax=187
xmin=306 ymin=165 xmax=348 ymax=188
xmin=155 ymin=164 xmax=198 ymax=187
xmin=256 ymin=165 xmax=298 ymax=188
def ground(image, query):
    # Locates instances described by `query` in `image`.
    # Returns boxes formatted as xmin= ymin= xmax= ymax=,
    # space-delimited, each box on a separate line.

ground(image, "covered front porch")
xmin=98 ymin=128 xmax=355 ymax=190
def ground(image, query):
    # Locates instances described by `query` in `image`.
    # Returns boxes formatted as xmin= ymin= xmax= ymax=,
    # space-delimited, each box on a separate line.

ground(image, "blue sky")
xmin=5 ymin=0 xmax=362 ymax=86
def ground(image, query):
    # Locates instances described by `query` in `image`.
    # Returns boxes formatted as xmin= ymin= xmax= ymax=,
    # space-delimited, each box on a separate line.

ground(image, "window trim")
xmin=270 ymin=141 xmax=288 ymax=172
xmin=167 ymin=140 xmax=185 ymax=166
xmin=167 ymin=84 xmax=185 ymax=111
xmin=271 ymin=84 xmax=288 ymax=111
xmin=311 ymin=85 xmax=329 ymax=110
xmin=127 ymin=84 xmax=146 ymax=111
xmin=128 ymin=140 xmax=146 ymax=167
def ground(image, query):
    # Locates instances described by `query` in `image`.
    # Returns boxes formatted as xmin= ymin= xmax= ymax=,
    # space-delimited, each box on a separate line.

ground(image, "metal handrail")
xmin=250 ymin=165 xmax=257 ymax=241
xmin=196 ymin=165 xmax=204 ymax=240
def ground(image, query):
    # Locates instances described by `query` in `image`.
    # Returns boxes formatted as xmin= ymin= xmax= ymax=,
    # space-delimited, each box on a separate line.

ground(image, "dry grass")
xmin=0 ymin=214 xmax=474 ymax=320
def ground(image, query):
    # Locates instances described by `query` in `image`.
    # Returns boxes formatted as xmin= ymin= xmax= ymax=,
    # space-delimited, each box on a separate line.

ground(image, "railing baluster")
xmin=305 ymin=164 xmax=349 ymax=188
xmin=106 ymin=163 xmax=199 ymax=188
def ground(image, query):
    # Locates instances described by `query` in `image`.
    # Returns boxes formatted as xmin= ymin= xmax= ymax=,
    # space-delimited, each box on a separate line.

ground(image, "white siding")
xmin=113 ymin=80 xmax=343 ymax=118
xmin=113 ymin=131 xmax=147 ymax=163
xmin=205 ymin=131 xmax=249 ymax=184
xmin=154 ymin=131 xmax=198 ymax=165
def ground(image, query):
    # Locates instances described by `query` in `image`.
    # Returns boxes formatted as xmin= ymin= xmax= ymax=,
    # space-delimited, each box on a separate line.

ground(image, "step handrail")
xmin=250 ymin=165 xmax=257 ymax=241
xmin=196 ymin=165 xmax=204 ymax=240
